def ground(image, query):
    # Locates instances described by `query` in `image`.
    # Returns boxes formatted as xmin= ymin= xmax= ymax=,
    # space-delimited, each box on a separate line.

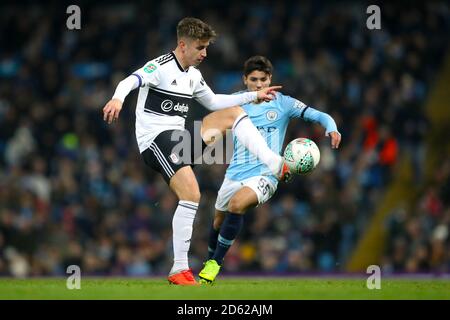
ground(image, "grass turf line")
xmin=0 ymin=278 xmax=449 ymax=300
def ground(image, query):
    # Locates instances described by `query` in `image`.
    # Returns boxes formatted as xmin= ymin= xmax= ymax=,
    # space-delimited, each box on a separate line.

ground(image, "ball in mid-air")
xmin=283 ymin=138 xmax=320 ymax=174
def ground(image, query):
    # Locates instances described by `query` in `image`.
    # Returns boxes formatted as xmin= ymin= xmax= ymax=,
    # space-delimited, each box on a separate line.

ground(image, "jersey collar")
xmin=171 ymin=52 xmax=189 ymax=73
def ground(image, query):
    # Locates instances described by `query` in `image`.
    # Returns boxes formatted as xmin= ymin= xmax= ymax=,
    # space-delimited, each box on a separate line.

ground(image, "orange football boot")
xmin=278 ymin=161 xmax=292 ymax=183
xmin=168 ymin=268 xmax=199 ymax=286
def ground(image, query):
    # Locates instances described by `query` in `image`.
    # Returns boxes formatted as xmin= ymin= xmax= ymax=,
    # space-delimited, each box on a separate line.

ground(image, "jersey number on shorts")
xmin=257 ymin=178 xmax=270 ymax=196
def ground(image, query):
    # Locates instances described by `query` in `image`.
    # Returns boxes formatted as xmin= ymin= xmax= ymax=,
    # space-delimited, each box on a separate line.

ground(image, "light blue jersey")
xmin=226 ymin=92 xmax=338 ymax=185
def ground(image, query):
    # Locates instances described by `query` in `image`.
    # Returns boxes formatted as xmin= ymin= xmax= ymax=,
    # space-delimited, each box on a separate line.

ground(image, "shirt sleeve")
xmin=193 ymin=75 xmax=257 ymax=111
xmin=111 ymin=61 xmax=161 ymax=103
xmin=112 ymin=75 xmax=140 ymax=103
xmin=287 ymin=96 xmax=339 ymax=136
xmin=131 ymin=61 xmax=161 ymax=88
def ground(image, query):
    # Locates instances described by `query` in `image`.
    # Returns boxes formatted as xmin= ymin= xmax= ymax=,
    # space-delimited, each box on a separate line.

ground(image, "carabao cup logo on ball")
xmin=283 ymin=138 xmax=320 ymax=175
xmin=297 ymin=152 xmax=315 ymax=173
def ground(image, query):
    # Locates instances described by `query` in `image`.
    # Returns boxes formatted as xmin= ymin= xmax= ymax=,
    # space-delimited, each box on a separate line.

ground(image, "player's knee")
xmin=213 ymin=216 xmax=224 ymax=230
xmin=182 ymin=189 xmax=201 ymax=203
xmin=176 ymin=182 xmax=201 ymax=203
xmin=228 ymin=197 xmax=246 ymax=214
xmin=201 ymin=126 xmax=222 ymax=145
xmin=230 ymin=106 xmax=245 ymax=120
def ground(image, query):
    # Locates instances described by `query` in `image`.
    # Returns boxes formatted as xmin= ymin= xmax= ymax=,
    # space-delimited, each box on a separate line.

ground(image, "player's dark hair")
xmin=177 ymin=17 xmax=217 ymax=42
xmin=243 ymin=56 xmax=273 ymax=76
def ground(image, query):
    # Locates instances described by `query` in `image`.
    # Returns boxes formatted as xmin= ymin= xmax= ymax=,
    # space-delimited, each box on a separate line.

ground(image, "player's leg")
xmin=202 ymin=176 xmax=276 ymax=282
xmin=211 ymin=187 xmax=257 ymax=264
xmin=208 ymin=188 xmax=259 ymax=259
xmin=207 ymin=190 xmax=258 ymax=260
xmin=199 ymin=187 xmax=257 ymax=284
xmin=200 ymin=174 xmax=277 ymax=283
xmin=207 ymin=210 xmax=226 ymax=260
xmin=203 ymin=177 xmax=241 ymax=261
xmin=142 ymin=130 xmax=200 ymax=285
xmin=200 ymin=106 xmax=290 ymax=180
xmin=168 ymin=165 xmax=201 ymax=274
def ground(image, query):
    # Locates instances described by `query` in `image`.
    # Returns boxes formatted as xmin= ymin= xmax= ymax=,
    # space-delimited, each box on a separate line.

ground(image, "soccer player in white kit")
xmin=102 ymin=18 xmax=291 ymax=285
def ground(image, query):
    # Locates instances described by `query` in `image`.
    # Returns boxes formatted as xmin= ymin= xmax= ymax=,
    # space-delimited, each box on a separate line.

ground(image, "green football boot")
xmin=198 ymin=259 xmax=221 ymax=284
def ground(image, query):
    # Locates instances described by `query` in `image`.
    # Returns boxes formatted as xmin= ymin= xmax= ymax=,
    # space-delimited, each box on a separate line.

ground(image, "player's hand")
xmin=103 ymin=98 xmax=123 ymax=124
xmin=256 ymin=86 xmax=282 ymax=102
xmin=328 ymin=131 xmax=341 ymax=149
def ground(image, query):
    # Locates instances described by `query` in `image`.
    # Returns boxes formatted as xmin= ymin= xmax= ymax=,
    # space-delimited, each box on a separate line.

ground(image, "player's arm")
xmin=289 ymin=99 xmax=341 ymax=149
xmin=103 ymin=75 xmax=140 ymax=124
xmin=103 ymin=62 xmax=160 ymax=124
xmin=194 ymin=77 xmax=282 ymax=111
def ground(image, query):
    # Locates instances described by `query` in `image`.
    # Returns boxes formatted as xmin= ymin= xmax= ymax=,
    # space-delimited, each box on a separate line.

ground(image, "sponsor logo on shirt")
xmin=160 ymin=100 xmax=189 ymax=113
xmin=161 ymin=99 xmax=173 ymax=112
xmin=173 ymin=103 xmax=189 ymax=113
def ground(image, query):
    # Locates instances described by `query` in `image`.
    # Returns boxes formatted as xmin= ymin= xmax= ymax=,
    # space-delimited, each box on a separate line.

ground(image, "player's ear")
xmin=242 ymin=75 xmax=247 ymax=86
xmin=178 ymin=38 xmax=187 ymax=51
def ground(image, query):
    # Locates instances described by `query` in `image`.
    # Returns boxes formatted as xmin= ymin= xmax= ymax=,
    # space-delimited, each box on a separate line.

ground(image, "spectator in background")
xmin=0 ymin=1 xmax=448 ymax=276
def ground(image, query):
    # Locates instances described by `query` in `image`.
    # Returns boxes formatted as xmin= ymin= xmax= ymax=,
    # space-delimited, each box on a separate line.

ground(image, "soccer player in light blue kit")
xmin=199 ymin=56 xmax=341 ymax=283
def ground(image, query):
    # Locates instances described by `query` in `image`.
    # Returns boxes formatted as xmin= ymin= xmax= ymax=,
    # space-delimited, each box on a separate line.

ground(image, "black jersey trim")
xmin=143 ymin=109 xmax=176 ymax=117
xmin=148 ymin=86 xmax=193 ymax=98
xmin=171 ymin=52 xmax=188 ymax=72
xmin=131 ymin=73 xmax=143 ymax=87
xmin=159 ymin=57 xmax=174 ymax=66
xmin=157 ymin=55 xmax=173 ymax=65
xmin=155 ymin=53 xmax=172 ymax=64
xmin=300 ymin=106 xmax=309 ymax=119
xmin=232 ymin=114 xmax=249 ymax=131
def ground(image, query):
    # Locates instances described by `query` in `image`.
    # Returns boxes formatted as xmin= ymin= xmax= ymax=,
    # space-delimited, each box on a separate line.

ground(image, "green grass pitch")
xmin=0 ymin=277 xmax=449 ymax=300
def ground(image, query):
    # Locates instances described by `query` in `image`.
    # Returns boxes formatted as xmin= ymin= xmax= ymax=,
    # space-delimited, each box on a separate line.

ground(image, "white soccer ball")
xmin=283 ymin=138 xmax=320 ymax=175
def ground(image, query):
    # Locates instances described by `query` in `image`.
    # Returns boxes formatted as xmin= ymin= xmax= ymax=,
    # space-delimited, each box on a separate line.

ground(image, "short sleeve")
xmin=131 ymin=61 xmax=161 ymax=87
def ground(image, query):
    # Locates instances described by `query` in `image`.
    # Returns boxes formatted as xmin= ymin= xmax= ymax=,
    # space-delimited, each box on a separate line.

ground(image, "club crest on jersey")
xmin=266 ymin=110 xmax=278 ymax=121
xmin=169 ymin=153 xmax=180 ymax=164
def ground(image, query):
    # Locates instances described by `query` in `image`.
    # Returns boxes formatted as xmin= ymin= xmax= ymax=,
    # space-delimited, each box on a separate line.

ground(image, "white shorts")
xmin=215 ymin=176 xmax=278 ymax=212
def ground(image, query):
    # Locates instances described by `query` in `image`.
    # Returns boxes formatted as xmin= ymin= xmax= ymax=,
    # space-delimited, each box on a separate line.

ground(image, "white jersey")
xmin=131 ymin=52 xmax=214 ymax=153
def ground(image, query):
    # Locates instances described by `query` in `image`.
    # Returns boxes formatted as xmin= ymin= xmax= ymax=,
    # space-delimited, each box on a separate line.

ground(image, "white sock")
xmin=170 ymin=200 xmax=198 ymax=274
xmin=232 ymin=113 xmax=283 ymax=175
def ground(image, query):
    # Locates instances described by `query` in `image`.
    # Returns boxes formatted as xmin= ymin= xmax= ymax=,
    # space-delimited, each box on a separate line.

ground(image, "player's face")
xmin=243 ymin=71 xmax=272 ymax=91
xmin=183 ymin=38 xmax=210 ymax=67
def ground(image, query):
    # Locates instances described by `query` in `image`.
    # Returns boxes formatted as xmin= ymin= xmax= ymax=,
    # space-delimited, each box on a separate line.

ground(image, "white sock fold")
xmin=232 ymin=113 xmax=283 ymax=175
xmin=170 ymin=200 xmax=198 ymax=274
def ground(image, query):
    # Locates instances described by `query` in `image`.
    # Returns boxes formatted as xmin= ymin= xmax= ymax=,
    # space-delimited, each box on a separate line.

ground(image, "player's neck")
xmin=173 ymin=48 xmax=190 ymax=71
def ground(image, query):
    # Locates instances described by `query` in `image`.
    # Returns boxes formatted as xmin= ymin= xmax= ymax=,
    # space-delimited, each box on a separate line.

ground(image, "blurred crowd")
xmin=383 ymin=157 xmax=450 ymax=273
xmin=0 ymin=1 xmax=448 ymax=277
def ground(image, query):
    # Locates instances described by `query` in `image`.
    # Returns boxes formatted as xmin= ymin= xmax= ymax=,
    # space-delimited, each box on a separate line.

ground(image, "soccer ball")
xmin=283 ymin=138 xmax=320 ymax=174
